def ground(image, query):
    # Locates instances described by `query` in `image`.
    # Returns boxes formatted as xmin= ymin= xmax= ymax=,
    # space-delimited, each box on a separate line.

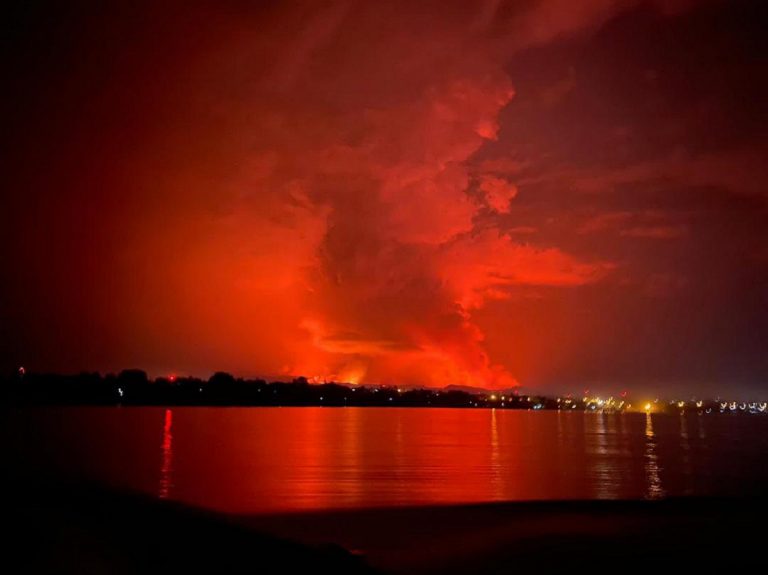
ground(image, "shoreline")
xmin=6 ymin=372 xmax=764 ymax=415
xmin=4 ymin=476 xmax=766 ymax=573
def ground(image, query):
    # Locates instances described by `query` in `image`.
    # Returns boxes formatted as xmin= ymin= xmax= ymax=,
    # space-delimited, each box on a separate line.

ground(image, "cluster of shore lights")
xmin=486 ymin=394 xmax=768 ymax=415
xmin=719 ymin=401 xmax=767 ymax=413
xmin=580 ymin=396 xmax=631 ymax=412
xmin=489 ymin=394 xmax=515 ymax=408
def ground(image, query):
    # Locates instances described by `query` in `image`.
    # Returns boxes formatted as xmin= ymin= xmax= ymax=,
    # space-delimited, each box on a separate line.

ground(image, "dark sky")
xmin=2 ymin=0 xmax=767 ymax=397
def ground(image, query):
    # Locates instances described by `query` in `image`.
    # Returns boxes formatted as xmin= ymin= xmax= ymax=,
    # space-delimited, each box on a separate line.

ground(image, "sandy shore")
xmin=4 ymin=478 xmax=766 ymax=573
xmin=246 ymin=497 xmax=768 ymax=573
xmin=4 ymin=479 xmax=374 ymax=574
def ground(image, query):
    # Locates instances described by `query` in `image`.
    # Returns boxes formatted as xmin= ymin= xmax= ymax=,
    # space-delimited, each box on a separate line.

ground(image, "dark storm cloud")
xmin=475 ymin=0 xmax=768 ymax=395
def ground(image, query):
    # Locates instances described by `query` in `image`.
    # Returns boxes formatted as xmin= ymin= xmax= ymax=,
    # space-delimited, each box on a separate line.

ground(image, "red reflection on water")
xmin=10 ymin=407 xmax=753 ymax=514
xmin=159 ymin=409 xmax=173 ymax=499
xmin=164 ymin=408 xmax=571 ymax=512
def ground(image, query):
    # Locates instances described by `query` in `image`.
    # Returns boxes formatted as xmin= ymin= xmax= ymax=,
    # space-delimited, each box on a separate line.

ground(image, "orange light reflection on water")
xmin=159 ymin=409 xmax=173 ymax=499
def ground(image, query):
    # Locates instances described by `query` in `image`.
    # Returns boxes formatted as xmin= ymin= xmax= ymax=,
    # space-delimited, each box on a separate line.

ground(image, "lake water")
xmin=4 ymin=407 xmax=768 ymax=513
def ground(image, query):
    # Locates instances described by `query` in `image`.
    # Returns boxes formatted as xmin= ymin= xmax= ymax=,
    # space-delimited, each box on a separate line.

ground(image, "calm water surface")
xmin=5 ymin=407 xmax=768 ymax=513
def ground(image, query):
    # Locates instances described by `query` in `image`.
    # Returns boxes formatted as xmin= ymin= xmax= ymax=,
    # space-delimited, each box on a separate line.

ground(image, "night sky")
xmin=2 ymin=1 xmax=767 ymax=397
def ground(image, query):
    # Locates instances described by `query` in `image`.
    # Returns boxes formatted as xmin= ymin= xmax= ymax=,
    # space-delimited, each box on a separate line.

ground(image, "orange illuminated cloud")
xmin=440 ymin=230 xmax=614 ymax=310
xmin=21 ymin=1 xmax=735 ymax=390
xmin=106 ymin=1 xmax=623 ymax=388
xmin=479 ymin=175 xmax=518 ymax=214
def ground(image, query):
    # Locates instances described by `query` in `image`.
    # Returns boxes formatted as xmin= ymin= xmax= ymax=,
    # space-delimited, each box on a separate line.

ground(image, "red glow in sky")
xmin=2 ymin=1 xmax=768 ymax=395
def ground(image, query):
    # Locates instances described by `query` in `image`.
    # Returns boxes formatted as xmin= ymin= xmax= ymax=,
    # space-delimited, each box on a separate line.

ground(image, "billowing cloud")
xmin=176 ymin=1 xmax=617 ymax=387
xmin=479 ymin=175 xmax=519 ymax=213
xmin=440 ymin=230 xmax=613 ymax=308
xmin=4 ymin=0 xmax=767 ymax=396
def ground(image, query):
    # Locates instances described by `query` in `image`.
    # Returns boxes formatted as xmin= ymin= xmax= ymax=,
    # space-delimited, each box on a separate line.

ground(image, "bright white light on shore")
xmin=644 ymin=403 xmax=652 ymax=412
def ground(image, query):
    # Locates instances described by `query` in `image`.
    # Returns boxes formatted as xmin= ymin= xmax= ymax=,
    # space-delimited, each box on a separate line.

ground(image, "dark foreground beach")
xmin=4 ymin=477 xmax=765 ymax=574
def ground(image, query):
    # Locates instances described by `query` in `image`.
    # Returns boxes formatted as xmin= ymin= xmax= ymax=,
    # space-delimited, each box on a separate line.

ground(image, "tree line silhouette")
xmin=2 ymin=370 xmax=740 ymax=413
xmin=0 ymin=369 xmax=545 ymax=409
